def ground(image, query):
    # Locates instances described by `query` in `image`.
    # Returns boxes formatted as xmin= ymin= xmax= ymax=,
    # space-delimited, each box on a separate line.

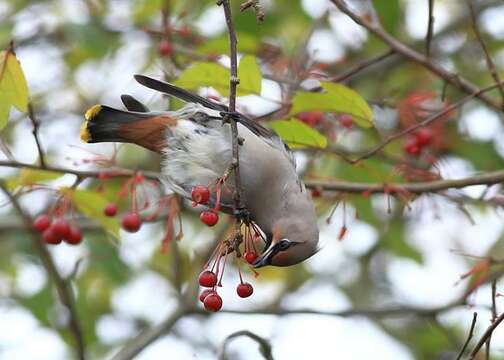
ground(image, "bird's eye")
xmin=277 ymin=239 xmax=291 ymax=251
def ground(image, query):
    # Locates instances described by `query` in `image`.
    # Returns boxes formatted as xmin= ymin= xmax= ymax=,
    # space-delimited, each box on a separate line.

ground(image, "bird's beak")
xmin=252 ymin=242 xmax=276 ymax=268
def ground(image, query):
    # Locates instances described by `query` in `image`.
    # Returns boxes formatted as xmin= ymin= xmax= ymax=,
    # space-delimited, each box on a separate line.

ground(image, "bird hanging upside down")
xmin=80 ymin=75 xmax=319 ymax=267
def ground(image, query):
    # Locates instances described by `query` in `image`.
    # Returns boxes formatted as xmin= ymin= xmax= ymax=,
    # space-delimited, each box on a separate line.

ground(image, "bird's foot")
xmin=233 ymin=207 xmax=251 ymax=223
xmin=220 ymin=111 xmax=241 ymax=123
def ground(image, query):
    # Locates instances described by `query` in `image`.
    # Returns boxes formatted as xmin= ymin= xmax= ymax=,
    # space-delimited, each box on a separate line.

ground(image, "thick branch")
xmin=219 ymin=0 xmax=245 ymax=217
xmin=305 ymin=169 xmax=504 ymax=194
xmin=0 ymin=182 xmax=86 ymax=360
xmin=329 ymin=0 xmax=503 ymax=112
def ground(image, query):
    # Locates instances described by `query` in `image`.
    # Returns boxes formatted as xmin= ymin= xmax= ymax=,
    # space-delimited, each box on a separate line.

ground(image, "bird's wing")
xmin=121 ymin=94 xmax=150 ymax=112
xmin=133 ymin=74 xmax=277 ymax=140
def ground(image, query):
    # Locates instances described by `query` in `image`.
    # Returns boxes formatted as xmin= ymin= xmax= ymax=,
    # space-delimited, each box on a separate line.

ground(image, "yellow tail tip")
xmin=80 ymin=121 xmax=90 ymax=142
xmin=85 ymin=104 xmax=101 ymax=120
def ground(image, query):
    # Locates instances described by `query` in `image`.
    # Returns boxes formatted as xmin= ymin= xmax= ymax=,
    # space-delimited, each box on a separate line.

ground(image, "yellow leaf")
xmin=0 ymin=48 xmax=29 ymax=131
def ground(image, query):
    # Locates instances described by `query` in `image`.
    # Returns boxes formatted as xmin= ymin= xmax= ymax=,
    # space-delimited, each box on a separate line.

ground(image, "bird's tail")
xmin=80 ymin=105 xmax=176 ymax=153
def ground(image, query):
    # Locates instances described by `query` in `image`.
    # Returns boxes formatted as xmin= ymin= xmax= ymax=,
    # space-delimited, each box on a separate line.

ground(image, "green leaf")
xmin=238 ymin=55 xmax=262 ymax=95
xmin=132 ymin=0 xmax=163 ymax=24
xmin=0 ymin=48 xmax=29 ymax=131
xmin=289 ymin=82 xmax=373 ymax=128
xmin=173 ymin=60 xmax=262 ymax=96
xmin=6 ymin=168 xmax=64 ymax=190
xmin=173 ymin=62 xmax=229 ymax=94
xmin=67 ymin=188 xmax=120 ymax=238
xmin=270 ymin=119 xmax=327 ymax=148
xmin=197 ymin=32 xmax=259 ymax=55
xmin=373 ymin=0 xmax=401 ymax=34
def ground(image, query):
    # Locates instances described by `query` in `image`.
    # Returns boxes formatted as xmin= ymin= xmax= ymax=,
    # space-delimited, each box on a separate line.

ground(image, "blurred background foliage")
xmin=1 ymin=0 xmax=504 ymax=359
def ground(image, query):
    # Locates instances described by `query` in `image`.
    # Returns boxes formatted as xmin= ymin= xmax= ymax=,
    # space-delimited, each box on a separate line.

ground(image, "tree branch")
xmin=329 ymin=0 xmax=503 ymax=112
xmin=466 ymin=0 xmax=504 ymax=107
xmin=456 ymin=312 xmax=478 ymax=360
xmin=349 ymin=81 xmax=504 ymax=163
xmin=0 ymin=182 xmax=86 ymax=360
xmin=425 ymin=0 xmax=435 ymax=57
xmin=469 ymin=312 xmax=504 ymax=359
xmin=218 ymin=330 xmax=274 ymax=360
xmin=305 ymin=169 xmax=504 ymax=194
xmin=331 ymin=49 xmax=395 ymax=83
xmin=27 ymin=103 xmax=46 ymax=168
xmin=218 ymin=0 xmax=245 ymax=218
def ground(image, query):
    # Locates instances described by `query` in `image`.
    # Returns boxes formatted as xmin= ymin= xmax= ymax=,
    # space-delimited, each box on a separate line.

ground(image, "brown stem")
xmin=425 ymin=0 xmax=435 ymax=57
xmin=0 ymin=182 xmax=86 ymax=360
xmin=329 ymin=0 xmax=503 ymax=112
xmin=219 ymin=0 xmax=245 ymax=221
xmin=470 ymin=312 xmax=504 ymax=359
xmin=456 ymin=312 xmax=478 ymax=360
xmin=27 ymin=103 xmax=46 ymax=168
xmin=466 ymin=0 xmax=504 ymax=107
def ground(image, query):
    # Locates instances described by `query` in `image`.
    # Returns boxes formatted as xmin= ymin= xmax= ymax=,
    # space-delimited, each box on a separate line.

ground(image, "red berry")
xmin=200 ymin=211 xmax=219 ymax=226
xmin=296 ymin=111 xmax=323 ymax=127
xmin=340 ymin=114 xmax=353 ymax=128
xmin=199 ymin=289 xmax=215 ymax=303
xmin=179 ymin=26 xmax=192 ymax=37
xmin=121 ymin=212 xmax=142 ymax=233
xmin=311 ymin=188 xmax=322 ymax=198
xmin=51 ymin=219 xmax=70 ymax=239
xmin=244 ymin=251 xmax=258 ymax=265
xmin=42 ymin=228 xmax=62 ymax=245
xmin=403 ymin=137 xmax=420 ymax=155
xmin=203 ymin=293 xmax=223 ymax=312
xmin=236 ymin=282 xmax=254 ymax=298
xmin=191 ymin=186 xmax=210 ymax=205
xmin=65 ymin=225 xmax=82 ymax=245
xmin=415 ymin=128 xmax=433 ymax=147
xmin=104 ymin=203 xmax=118 ymax=217
xmin=33 ymin=214 xmax=51 ymax=232
xmin=199 ymin=270 xmax=218 ymax=287
xmin=159 ymin=40 xmax=173 ymax=57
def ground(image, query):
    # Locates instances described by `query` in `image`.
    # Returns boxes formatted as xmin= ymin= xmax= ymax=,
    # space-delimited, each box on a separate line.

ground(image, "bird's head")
xmin=252 ymin=217 xmax=319 ymax=268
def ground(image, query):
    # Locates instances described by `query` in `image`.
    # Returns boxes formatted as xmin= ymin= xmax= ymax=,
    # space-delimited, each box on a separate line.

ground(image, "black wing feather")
xmin=133 ymin=74 xmax=276 ymax=138
xmin=121 ymin=94 xmax=150 ymax=112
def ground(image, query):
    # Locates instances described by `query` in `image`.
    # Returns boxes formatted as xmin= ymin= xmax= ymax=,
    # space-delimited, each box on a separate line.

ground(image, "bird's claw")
xmin=233 ymin=207 xmax=251 ymax=222
xmin=220 ymin=111 xmax=241 ymax=122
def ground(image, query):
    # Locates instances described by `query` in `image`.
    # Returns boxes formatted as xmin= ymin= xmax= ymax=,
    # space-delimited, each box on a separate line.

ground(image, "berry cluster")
xmin=33 ymin=214 xmax=82 ymax=246
xmin=191 ymin=176 xmax=233 ymax=228
xmin=403 ymin=128 xmax=433 ymax=156
xmin=198 ymin=223 xmax=262 ymax=312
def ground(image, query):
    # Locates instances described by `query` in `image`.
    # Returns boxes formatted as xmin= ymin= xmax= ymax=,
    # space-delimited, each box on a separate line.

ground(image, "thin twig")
xmin=349 ymin=81 xmax=504 ymax=163
xmin=329 ymin=0 xmax=503 ymax=112
xmin=218 ymin=330 xmax=274 ymax=360
xmin=485 ymin=280 xmax=498 ymax=359
xmin=0 ymin=160 xmax=160 ymax=181
xmin=470 ymin=312 xmax=504 ymax=359
xmin=466 ymin=0 xmax=504 ymax=107
xmin=331 ymin=49 xmax=395 ymax=83
xmin=0 ymin=182 xmax=86 ymax=360
xmin=27 ymin=103 xmax=46 ymax=168
xmin=456 ymin=312 xmax=478 ymax=360
xmin=425 ymin=0 xmax=435 ymax=57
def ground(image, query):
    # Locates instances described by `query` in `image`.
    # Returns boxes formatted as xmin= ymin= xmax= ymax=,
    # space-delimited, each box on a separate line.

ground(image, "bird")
xmin=80 ymin=74 xmax=319 ymax=268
